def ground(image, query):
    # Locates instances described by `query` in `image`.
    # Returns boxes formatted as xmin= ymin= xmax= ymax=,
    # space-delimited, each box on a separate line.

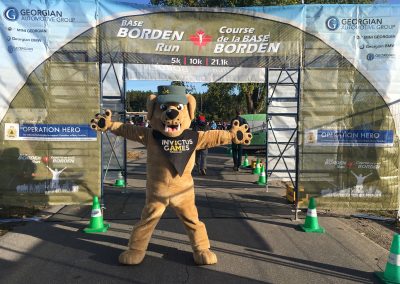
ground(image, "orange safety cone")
xmin=376 ymin=233 xmax=400 ymax=283
xmin=84 ymin=196 xmax=110 ymax=233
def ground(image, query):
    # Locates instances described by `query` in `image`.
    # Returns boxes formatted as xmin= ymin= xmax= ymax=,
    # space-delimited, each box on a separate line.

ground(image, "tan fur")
xmin=90 ymin=93 xmax=252 ymax=266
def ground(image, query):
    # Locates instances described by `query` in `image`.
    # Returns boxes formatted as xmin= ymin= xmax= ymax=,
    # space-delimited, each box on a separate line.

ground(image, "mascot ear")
xmin=146 ymin=94 xmax=157 ymax=120
xmin=186 ymin=94 xmax=196 ymax=120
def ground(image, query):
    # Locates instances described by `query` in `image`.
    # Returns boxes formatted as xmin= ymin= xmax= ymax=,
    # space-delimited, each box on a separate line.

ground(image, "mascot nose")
xmin=166 ymin=109 xmax=179 ymax=119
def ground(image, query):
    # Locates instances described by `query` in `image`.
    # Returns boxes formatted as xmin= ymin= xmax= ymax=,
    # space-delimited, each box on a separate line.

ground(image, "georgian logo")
xmin=326 ymin=16 xmax=340 ymax=31
xmin=4 ymin=7 xmax=19 ymax=21
xmin=367 ymin=53 xmax=374 ymax=61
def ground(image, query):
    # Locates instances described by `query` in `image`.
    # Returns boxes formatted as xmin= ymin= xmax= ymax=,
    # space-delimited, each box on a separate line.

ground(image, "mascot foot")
xmin=119 ymin=249 xmax=146 ymax=265
xmin=193 ymin=249 xmax=218 ymax=265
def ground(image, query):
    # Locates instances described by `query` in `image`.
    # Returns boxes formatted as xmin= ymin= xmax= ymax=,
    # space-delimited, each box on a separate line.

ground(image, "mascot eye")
xmin=177 ymin=104 xmax=184 ymax=110
xmin=160 ymin=104 xmax=167 ymax=111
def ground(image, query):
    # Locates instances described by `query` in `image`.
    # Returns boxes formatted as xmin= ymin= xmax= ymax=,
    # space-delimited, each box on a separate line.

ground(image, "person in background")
xmin=230 ymin=109 xmax=249 ymax=171
xmin=192 ymin=115 xmax=210 ymax=175
xmin=210 ymin=120 xmax=217 ymax=130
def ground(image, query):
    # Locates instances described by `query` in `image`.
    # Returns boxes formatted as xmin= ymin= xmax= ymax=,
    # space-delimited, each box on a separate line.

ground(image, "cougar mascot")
xmin=90 ymin=85 xmax=252 ymax=265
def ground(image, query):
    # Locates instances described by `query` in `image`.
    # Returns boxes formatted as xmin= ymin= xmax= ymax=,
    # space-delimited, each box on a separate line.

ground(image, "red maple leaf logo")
xmin=346 ymin=160 xmax=355 ymax=168
xmin=189 ymin=30 xmax=212 ymax=47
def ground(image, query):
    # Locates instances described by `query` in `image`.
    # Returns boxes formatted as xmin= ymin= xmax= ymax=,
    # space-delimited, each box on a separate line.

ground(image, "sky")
xmin=128 ymin=0 xmax=151 ymax=4
xmin=126 ymin=80 xmax=209 ymax=93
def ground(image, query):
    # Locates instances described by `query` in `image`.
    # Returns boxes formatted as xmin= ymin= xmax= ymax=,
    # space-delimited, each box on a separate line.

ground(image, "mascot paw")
xmin=90 ymin=109 xmax=113 ymax=132
xmin=193 ymin=249 xmax=218 ymax=265
xmin=119 ymin=249 xmax=146 ymax=265
xmin=230 ymin=120 xmax=252 ymax=145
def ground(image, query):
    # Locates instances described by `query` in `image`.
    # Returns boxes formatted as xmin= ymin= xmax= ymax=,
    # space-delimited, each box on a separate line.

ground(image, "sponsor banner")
xmin=305 ymin=129 xmax=394 ymax=147
xmin=0 ymin=0 xmax=98 ymax=122
xmin=5 ymin=123 xmax=97 ymax=141
xmin=0 ymin=146 xmax=99 ymax=205
xmin=302 ymin=5 xmax=400 ymax=134
xmin=18 ymin=154 xmax=76 ymax=165
xmin=15 ymin=159 xmax=80 ymax=195
xmin=324 ymin=159 xmax=380 ymax=170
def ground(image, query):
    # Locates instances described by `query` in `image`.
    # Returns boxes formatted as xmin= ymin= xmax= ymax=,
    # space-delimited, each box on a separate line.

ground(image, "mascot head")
xmin=146 ymin=85 xmax=196 ymax=138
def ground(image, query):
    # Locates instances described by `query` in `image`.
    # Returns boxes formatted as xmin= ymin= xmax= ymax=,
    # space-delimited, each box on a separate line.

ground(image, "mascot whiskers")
xmin=90 ymin=85 xmax=252 ymax=265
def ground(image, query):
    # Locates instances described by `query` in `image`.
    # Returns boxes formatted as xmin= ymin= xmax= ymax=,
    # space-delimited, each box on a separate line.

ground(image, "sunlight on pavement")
xmin=0 ymin=232 xmax=42 ymax=262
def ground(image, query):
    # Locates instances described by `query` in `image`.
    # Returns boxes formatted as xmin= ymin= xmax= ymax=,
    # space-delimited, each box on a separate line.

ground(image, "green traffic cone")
xmin=253 ymin=159 xmax=261 ymax=175
xmin=114 ymin=171 xmax=125 ymax=187
xmin=376 ymin=234 xmax=400 ymax=283
xmin=84 ymin=196 xmax=110 ymax=233
xmin=299 ymin=197 xmax=325 ymax=233
xmin=227 ymin=145 xmax=232 ymax=156
xmin=257 ymin=165 xmax=266 ymax=185
xmin=242 ymin=154 xmax=250 ymax=167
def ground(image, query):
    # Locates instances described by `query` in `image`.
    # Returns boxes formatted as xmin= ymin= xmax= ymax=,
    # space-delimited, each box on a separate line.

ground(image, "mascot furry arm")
xmin=90 ymin=87 xmax=252 ymax=266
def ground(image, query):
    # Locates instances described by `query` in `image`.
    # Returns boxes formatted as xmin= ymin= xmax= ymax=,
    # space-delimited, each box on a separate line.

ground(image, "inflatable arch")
xmin=0 ymin=2 xmax=399 ymax=209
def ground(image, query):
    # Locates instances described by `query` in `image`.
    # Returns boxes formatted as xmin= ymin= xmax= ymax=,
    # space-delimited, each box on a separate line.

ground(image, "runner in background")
xmin=193 ymin=115 xmax=210 ymax=175
xmin=230 ymin=109 xmax=249 ymax=172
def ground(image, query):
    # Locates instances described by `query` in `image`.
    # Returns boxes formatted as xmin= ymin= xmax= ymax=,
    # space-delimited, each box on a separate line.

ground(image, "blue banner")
xmin=310 ymin=129 xmax=394 ymax=146
xmin=5 ymin=123 xmax=97 ymax=141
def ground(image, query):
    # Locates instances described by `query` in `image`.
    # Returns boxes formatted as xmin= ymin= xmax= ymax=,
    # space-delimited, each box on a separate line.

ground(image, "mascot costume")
xmin=90 ymin=85 xmax=252 ymax=265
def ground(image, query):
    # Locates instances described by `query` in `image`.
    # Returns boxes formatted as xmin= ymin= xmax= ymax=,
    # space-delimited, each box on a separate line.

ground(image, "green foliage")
xmin=150 ymin=0 xmax=300 ymax=7
xmin=151 ymin=0 xmax=373 ymax=5
xmin=196 ymin=83 xmax=246 ymax=120
xmin=171 ymin=81 xmax=185 ymax=86
xmin=239 ymin=83 xmax=266 ymax=114
xmin=126 ymin=90 xmax=151 ymax=112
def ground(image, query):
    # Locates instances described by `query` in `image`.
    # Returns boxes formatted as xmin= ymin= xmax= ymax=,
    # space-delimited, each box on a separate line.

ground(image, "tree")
xmin=151 ymin=0 xmax=299 ymax=6
xmin=196 ymin=83 xmax=245 ymax=120
xmin=239 ymin=83 xmax=266 ymax=114
xmin=151 ymin=0 xmax=373 ymax=6
xmin=126 ymin=90 xmax=151 ymax=112
xmin=171 ymin=81 xmax=185 ymax=86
